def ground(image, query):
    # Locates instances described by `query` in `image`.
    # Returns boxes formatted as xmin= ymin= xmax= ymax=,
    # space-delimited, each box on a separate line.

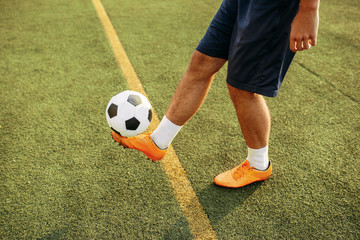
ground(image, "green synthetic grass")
xmin=1 ymin=0 xmax=359 ymax=239
xmin=0 ymin=0 xmax=191 ymax=239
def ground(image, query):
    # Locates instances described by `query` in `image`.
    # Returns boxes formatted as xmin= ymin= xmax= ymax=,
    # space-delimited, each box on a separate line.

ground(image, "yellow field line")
xmin=92 ymin=0 xmax=218 ymax=239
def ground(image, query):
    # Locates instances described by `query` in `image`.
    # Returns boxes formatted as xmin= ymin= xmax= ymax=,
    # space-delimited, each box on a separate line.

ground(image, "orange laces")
xmin=232 ymin=161 xmax=252 ymax=180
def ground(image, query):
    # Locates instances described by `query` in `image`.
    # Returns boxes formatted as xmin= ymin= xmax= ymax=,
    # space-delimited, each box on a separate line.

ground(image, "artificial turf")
xmin=1 ymin=0 xmax=359 ymax=239
xmin=0 ymin=0 xmax=191 ymax=238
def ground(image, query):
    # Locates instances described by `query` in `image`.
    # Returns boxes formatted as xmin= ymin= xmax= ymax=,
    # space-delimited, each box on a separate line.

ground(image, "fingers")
xmin=296 ymin=38 xmax=304 ymax=51
xmin=303 ymin=36 xmax=310 ymax=50
xmin=290 ymin=36 xmax=313 ymax=52
xmin=290 ymin=37 xmax=296 ymax=52
xmin=309 ymin=35 xmax=317 ymax=46
xmin=290 ymin=37 xmax=304 ymax=52
xmin=290 ymin=34 xmax=304 ymax=52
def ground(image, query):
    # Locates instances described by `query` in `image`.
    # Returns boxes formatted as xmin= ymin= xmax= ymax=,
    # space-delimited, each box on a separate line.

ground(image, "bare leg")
xmin=165 ymin=50 xmax=227 ymax=125
xmin=227 ymin=84 xmax=271 ymax=149
xmin=213 ymin=84 xmax=271 ymax=187
xmin=113 ymin=51 xmax=226 ymax=159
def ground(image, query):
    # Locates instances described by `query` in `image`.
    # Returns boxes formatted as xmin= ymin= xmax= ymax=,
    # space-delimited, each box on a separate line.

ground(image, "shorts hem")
xmin=226 ymin=77 xmax=279 ymax=97
xmin=196 ymin=45 xmax=228 ymax=60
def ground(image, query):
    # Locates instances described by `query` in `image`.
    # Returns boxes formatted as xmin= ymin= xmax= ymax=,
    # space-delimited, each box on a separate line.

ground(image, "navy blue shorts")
xmin=196 ymin=0 xmax=300 ymax=97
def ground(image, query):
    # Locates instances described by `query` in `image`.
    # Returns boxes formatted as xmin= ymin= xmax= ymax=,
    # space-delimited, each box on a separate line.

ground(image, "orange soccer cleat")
xmin=111 ymin=131 xmax=168 ymax=161
xmin=214 ymin=160 xmax=272 ymax=188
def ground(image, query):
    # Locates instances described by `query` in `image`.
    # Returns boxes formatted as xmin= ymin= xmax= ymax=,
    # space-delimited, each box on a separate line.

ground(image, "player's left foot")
xmin=214 ymin=160 xmax=272 ymax=188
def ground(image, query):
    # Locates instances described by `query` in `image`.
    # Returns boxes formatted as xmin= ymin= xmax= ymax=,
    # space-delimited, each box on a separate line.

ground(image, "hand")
xmin=290 ymin=6 xmax=319 ymax=52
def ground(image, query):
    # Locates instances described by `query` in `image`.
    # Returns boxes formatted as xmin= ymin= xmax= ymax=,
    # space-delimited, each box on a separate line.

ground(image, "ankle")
xmin=151 ymin=115 xmax=182 ymax=150
xmin=247 ymin=145 xmax=269 ymax=171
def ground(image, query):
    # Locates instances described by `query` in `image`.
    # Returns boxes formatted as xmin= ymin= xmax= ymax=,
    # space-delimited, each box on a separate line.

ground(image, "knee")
xmin=187 ymin=50 xmax=226 ymax=77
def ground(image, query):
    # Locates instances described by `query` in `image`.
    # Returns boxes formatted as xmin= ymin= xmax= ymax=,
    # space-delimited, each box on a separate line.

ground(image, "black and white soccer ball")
xmin=106 ymin=90 xmax=152 ymax=137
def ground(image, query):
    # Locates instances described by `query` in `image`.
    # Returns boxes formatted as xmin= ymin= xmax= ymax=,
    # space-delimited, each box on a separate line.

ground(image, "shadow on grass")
xmin=162 ymin=215 xmax=193 ymax=240
xmin=37 ymin=228 xmax=68 ymax=240
xmin=197 ymin=181 xmax=263 ymax=224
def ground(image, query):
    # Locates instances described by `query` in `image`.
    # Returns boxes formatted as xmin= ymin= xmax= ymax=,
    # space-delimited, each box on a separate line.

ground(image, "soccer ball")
xmin=106 ymin=90 xmax=152 ymax=137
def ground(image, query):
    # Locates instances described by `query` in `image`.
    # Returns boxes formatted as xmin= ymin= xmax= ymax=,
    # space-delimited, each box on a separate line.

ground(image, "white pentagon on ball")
xmin=106 ymin=90 xmax=152 ymax=137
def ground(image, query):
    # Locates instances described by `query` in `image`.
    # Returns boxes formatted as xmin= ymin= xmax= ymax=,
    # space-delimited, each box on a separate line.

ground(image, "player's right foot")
xmin=111 ymin=131 xmax=168 ymax=161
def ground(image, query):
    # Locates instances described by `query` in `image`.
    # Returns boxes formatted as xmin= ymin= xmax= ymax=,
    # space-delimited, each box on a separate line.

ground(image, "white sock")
xmin=247 ymin=145 xmax=269 ymax=171
xmin=151 ymin=115 xmax=182 ymax=150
